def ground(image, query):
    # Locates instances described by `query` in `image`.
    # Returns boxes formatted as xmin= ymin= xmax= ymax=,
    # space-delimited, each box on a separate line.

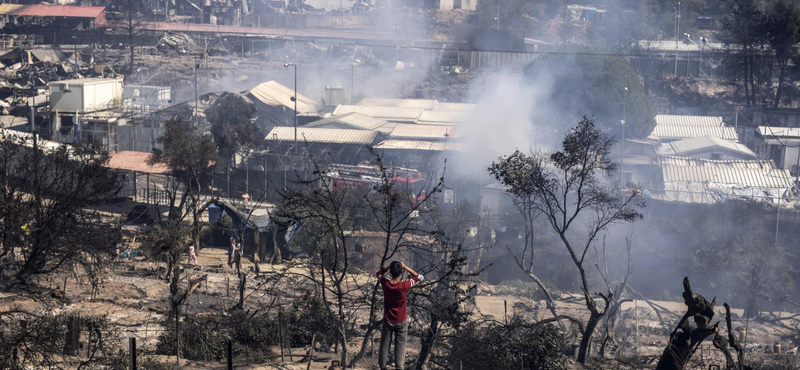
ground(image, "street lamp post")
xmin=674 ymin=1 xmax=681 ymax=76
xmin=620 ymin=86 xmax=627 ymax=188
xmin=351 ymin=63 xmax=355 ymax=104
xmin=284 ymin=63 xmax=298 ymax=153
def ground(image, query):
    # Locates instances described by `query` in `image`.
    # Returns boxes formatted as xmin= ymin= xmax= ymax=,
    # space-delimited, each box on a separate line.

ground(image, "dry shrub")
xmin=445 ymin=317 xmax=569 ymax=370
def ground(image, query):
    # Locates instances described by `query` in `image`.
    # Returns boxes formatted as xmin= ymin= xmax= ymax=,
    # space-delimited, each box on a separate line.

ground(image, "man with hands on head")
xmin=376 ymin=261 xmax=423 ymax=370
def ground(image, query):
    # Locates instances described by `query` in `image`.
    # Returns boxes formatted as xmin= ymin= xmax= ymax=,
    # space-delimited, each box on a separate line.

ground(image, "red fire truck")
xmin=326 ymin=164 xmax=427 ymax=197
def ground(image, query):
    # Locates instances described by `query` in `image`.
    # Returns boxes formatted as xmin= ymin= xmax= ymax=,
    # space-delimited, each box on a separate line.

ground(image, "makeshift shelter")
xmin=205 ymin=199 xmax=301 ymax=261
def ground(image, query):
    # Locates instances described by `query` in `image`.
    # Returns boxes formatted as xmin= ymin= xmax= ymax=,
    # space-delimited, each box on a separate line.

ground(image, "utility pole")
xmin=620 ymin=87 xmax=627 ymax=188
xmin=129 ymin=0 xmax=134 ymax=75
xmin=284 ymin=63 xmax=297 ymax=153
xmin=29 ymin=93 xmax=35 ymax=136
xmin=674 ymin=1 xmax=680 ymax=76
xmin=496 ymin=0 xmax=500 ymax=29
xmin=351 ymin=63 xmax=355 ymax=103
xmin=194 ymin=55 xmax=199 ymax=127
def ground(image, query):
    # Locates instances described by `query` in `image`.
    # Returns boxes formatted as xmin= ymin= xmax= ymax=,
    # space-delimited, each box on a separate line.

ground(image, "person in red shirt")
xmin=376 ymin=261 xmax=423 ymax=370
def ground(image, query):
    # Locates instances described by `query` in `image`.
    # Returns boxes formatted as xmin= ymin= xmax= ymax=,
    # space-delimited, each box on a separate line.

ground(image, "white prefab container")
xmin=49 ymin=78 xmax=124 ymax=113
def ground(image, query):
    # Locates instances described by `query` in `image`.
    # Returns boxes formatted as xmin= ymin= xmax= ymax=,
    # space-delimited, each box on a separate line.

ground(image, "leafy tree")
xmin=488 ymin=150 xmax=561 ymax=321
xmin=0 ymin=133 xmax=121 ymax=284
xmin=764 ymin=0 xmax=800 ymax=107
xmin=524 ymin=52 xmax=656 ymax=139
xmin=149 ymin=118 xmax=217 ymax=268
xmin=207 ymin=93 xmax=261 ymax=196
xmin=721 ymin=0 xmax=768 ymax=106
xmin=491 ymin=117 xmax=643 ymax=364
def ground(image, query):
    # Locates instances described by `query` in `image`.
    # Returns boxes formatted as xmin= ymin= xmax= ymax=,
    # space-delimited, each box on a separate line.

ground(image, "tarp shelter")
xmin=206 ymin=199 xmax=301 ymax=261
xmin=245 ymin=80 xmax=318 ymax=131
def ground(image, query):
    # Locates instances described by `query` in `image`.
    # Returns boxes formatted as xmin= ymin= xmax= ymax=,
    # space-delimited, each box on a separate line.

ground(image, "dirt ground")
xmin=3 ymin=245 xmax=799 ymax=370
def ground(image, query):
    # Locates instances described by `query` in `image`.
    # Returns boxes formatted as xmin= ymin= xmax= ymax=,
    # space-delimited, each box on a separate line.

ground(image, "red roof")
xmin=107 ymin=151 xmax=169 ymax=174
xmin=0 ymin=4 xmax=105 ymax=18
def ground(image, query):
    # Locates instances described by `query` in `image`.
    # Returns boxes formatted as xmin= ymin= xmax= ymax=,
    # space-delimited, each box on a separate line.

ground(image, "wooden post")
xmin=278 ymin=309 xmax=285 ymax=363
xmin=175 ymin=307 xmax=180 ymax=367
xmin=634 ymin=299 xmax=639 ymax=340
xmin=227 ymin=340 xmax=233 ymax=370
xmin=129 ymin=338 xmax=136 ymax=370
xmin=63 ymin=276 xmax=68 ymax=295
xmin=306 ymin=333 xmax=315 ymax=370
xmin=504 ymin=300 xmax=508 ymax=325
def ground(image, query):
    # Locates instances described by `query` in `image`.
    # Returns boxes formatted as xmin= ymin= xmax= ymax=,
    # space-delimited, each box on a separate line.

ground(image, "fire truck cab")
xmin=326 ymin=164 xmax=427 ymax=197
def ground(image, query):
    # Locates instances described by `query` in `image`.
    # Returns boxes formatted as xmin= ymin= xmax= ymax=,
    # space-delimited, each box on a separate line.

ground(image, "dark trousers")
xmin=379 ymin=319 xmax=408 ymax=370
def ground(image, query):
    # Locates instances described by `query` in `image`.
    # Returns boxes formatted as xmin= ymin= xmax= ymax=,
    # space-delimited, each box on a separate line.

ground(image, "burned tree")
xmin=0 ymin=132 xmax=122 ymax=285
xmin=656 ymin=277 xmax=751 ymax=370
xmin=276 ymin=162 xmax=366 ymax=365
xmin=409 ymin=204 xmax=491 ymax=370
xmin=348 ymin=152 xmax=444 ymax=367
xmin=596 ymin=237 xmax=634 ymax=357
xmin=491 ymin=117 xmax=643 ymax=364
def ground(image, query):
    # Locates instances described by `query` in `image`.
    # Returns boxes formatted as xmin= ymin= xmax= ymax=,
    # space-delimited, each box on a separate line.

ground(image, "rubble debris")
xmin=157 ymin=32 xmax=194 ymax=53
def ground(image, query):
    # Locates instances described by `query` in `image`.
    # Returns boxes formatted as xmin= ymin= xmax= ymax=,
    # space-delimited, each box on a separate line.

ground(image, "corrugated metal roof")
xmin=374 ymin=139 xmax=465 ymax=151
xmin=389 ymin=124 xmax=455 ymax=140
xmin=662 ymin=136 xmax=756 ymax=159
xmin=638 ymin=40 xmax=727 ymax=52
xmin=655 ymin=114 xmax=723 ymax=126
xmin=265 ymin=127 xmax=378 ymax=145
xmin=0 ymin=4 xmax=105 ymax=18
xmin=305 ymin=113 xmax=389 ymax=131
xmin=247 ymin=81 xmax=317 ymax=114
xmin=661 ymin=156 xmax=792 ymax=189
xmin=757 ymin=126 xmax=800 ymax=138
xmin=416 ymin=110 xmax=469 ymax=125
xmin=303 ymin=0 xmax=355 ymax=11
xmin=435 ymin=102 xmax=477 ymax=112
xmin=332 ymin=105 xmax=422 ymax=122
xmin=356 ymin=98 xmax=438 ymax=110
xmin=651 ymin=114 xmax=738 ymax=141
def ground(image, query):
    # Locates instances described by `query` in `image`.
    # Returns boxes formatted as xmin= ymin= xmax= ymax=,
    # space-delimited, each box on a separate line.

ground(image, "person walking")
xmin=228 ymin=237 xmax=238 ymax=268
xmin=377 ymin=261 xmax=423 ymax=370
xmin=188 ymin=244 xmax=199 ymax=266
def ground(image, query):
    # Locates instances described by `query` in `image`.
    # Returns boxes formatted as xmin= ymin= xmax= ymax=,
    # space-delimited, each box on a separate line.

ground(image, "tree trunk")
xmin=348 ymin=319 xmax=381 ymax=367
xmin=192 ymin=203 xmax=201 ymax=251
xmin=655 ymin=277 xmax=718 ymax=370
xmin=227 ymin=157 xmax=232 ymax=198
xmin=63 ymin=315 xmax=81 ymax=355
xmin=774 ymin=66 xmax=786 ymax=108
xmin=749 ymin=56 xmax=758 ymax=106
xmin=743 ymin=57 xmax=751 ymax=106
xmin=270 ymin=225 xmax=282 ymax=264
xmin=415 ymin=315 xmax=439 ymax=370
xmin=337 ymin=293 xmax=348 ymax=365
xmin=237 ymin=272 xmax=246 ymax=309
xmin=577 ymin=311 xmax=601 ymax=364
